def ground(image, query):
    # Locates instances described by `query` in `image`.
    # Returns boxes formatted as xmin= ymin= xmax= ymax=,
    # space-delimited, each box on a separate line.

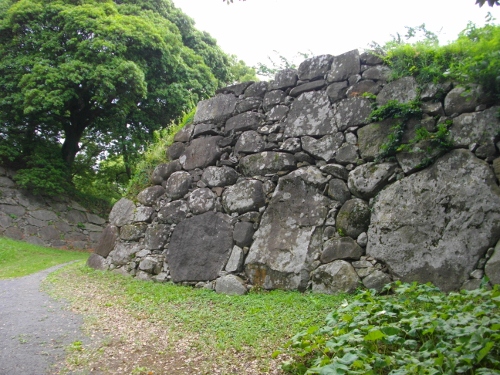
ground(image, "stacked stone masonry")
xmin=90 ymin=50 xmax=500 ymax=295
xmin=0 ymin=167 xmax=105 ymax=249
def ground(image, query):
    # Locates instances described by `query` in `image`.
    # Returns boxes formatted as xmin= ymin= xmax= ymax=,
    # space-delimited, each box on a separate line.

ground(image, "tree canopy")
xmin=0 ymin=0 xmax=247 ymax=196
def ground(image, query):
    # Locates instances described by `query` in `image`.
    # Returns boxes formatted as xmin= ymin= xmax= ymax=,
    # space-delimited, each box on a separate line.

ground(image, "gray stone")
xmin=266 ymin=105 xmax=289 ymax=122
xmin=326 ymin=81 xmax=348 ymax=102
xmin=169 ymin=211 xmax=233 ymax=282
xmin=334 ymin=98 xmax=372 ymax=131
xmin=287 ymin=166 xmax=330 ymax=188
xmin=119 ymin=224 xmax=146 ymax=241
xmin=193 ymin=123 xmax=219 ymax=138
xmin=348 ymin=162 xmax=397 ymax=200
xmin=151 ymin=161 xmax=182 ymax=185
xmin=233 ymin=221 xmax=255 ymax=248
xmin=137 ymin=186 xmax=165 ymax=206
xmin=144 ymin=224 xmax=170 ymax=250
xmin=298 ymin=55 xmax=333 ymax=81
xmin=283 ymin=92 xmax=336 ymax=137
xmin=444 ymin=85 xmax=483 ymax=115
xmin=94 ymin=224 xmax=118 ymax=258
xmin=367 ymin=149 xmax=500 ymax=292
xmin=336 ymin=199 xmax=371 ymax=239
xmin=280 ymin=138 xmax=302 ymax=153
xmin=475 ymin=143 xmax=497 ymax=159
xmin=0 ymin=212 xmax=13 ymax=229
xmin=87 ymin=253 xmax=108 ymax=270
xmin=357 ymin=232 xmax=368 ymax=247
xmin=301 ymin=133 xmax=344 ymax=162
xmin=327 ymin=178 xmax=351 ymax=204
xmin=493 ymin=158 xmax=500 ymax=182
xmin=215 ymin=275 xmax=247 ymax=295
xmin=460 ymin=279 xmax=483 ymax=291
xmin=0 ymin=176 xmax=15 ymax=187
xmin=157 ymin=200 xmax=189 ymax=224
xmin=0 ymin=204 xmax=26 ymax=218
xmin=362 ymin=65 xmax=391 ymax=81
xmin=86 ymin=213 xmax=106 ymax=225
xmin=225 ymin=112 xmax=263 ymax=134
xmin=245 ymin=170 xmax=331 ymax=291
xmin=139 ymin=256 xmax=160 ymax=274
xmin=64 ymin=209 xmax=87 ymax=225
xmin=321 ymin=237 xmax=364 ymax=263
xmin=327 ymin=50 xmax=360 ymax=82
xmin=173 ymin=125 xmax=194 ymax=143
xmin=133 ymin=206 xmax=154 ymax=223
xmin=320 ymin=164 xmax=349 ymax=181
xmin=164 ymin=171 xmax=192 ymax=200
xmin=470 ymin=269 xmax=484 ymax=279
xmin=485 ymin=240 xmax=500 ymax=286
xmin=222 ymin=180 xmax=265 ymax=214
xmin=450 ymin=106 xmax=500 ymax=149
xmin=110 ymin=242 xmax=141 ymax=266
xmin=346 ymin=80 xmax=382 ymax=98
xmin=311 ymin=261 xmax=360 ymax=294
xmin=166 ymin=142 xmax=186 ymax=160
xmin=362 ymin=270 xmax=391 ymax=292
xmin=420 ymin=82 xmax=453 ymax=101
xmin=421 ymin=102 xmax=445 ymax=117
xmin=244 ymin=81 xmax=268 ymax=98
xmin=216 ymin=81 xmax=253 ymax=96
xmin=263 ymin=90 xmax=286 ymax=111
xmin=334 ymin=144 xmax=359 ymax=165
xmin=109 ymin=198 xmax=135 ymax=227
xmin=376 ymin=77 xmax=419 ymax=106
xmin=270 ymin=69 xmax=298 ymax=90
xmin=289 ymin=80 xmax=326 ymax=97
xmin=395 ymin=140 xmax=445 ymax=174
xmin=235 ymin=97 xmax=262 ymax=113
xmin=225 ymin=245 xmax=245 ymax=273
xmin=240 ymin=152 xmax=296 ymax=177
xmin=201 ymin=166 xmax=239 ymax=187
xmin=30 ymin=210 xmax=58 ymax=221
xmin=194 ymin=94 xmax=237 ymax=124
xmin=187 ymin=188 xmax=215 ymax=215
xmin=234 ymin=130 xmax=265 ymax=154
xmin=360 ymin=51 xmax=384 ymax=65
xmin=179 ymin=136 xmax=223 ymax=171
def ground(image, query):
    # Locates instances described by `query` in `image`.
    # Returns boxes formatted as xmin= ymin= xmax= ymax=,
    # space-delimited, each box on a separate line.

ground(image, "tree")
xmin=0 ymin=0 xmax=233 ymax=194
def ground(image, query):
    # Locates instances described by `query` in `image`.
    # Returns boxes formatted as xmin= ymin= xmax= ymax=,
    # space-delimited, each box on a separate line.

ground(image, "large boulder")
xmin=168 ymin=212 xmax=233 ymax=282
xmin=357 ymin=119 xmax=398 ymax=161
xmin=151 ymin=161 xmax=182 ymax=185
xmin=109 ymin=242 xmax=141 ymax=266
xmin=347 ymin=162 xmax=398 ymax=200
xmin=201 ymin=166 xmax=238 ymax=187
xmin=449 ymin=106 xmax=500 ymax=149
xmin=94 ymin=224 xmax=119 ymax=258
xmin=327 ymin=50 xmax=360 ymax=82
xmin=298 ymin=55 xmax=333 ymax=81
xmin=336 ymin=199 xmax=371 ymax=239
xmin=283 ymin=92 xmax=336 ymax=137
xmin=164 ymin=171 xmax=192 ymax=200
xmin=311 ymin=260 xmax=360 ymax=294
xmin=225 ymin=112 xmax=264 ymax=134
xmin=334 ymin=98 xmax=372 ymax=131
xmin=245 ymin=169 xmax=332 ymax=291
xmin=301 ymin=133 xmax=344 ymax=162
xmin=367 ymin=149 xmax=500 ymax=292
xmin=444 ymin=85 xmax=483 ymax=116
xmin=376 ymin=77 xmax=419 ymax=106
xmin=137 ymin=186 xmax=165 ymax=206
xmin=109 ymin=198 xmax=135 ymax=227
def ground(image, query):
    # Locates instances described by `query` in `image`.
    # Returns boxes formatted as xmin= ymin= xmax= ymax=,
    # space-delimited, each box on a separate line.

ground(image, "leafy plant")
xmin=279 ymin=282 xmax=500 ymax=375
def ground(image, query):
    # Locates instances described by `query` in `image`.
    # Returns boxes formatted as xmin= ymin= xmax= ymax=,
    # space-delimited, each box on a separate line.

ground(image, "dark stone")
xmin=225 ymin=112 xmax=264 ymax=134
xmin=298 ymin=55 xmax=333 ymax=81
xmin=201 ymin=166 xmax=239 ymax=187
xmin=233 ymin=221 xmax=255 ymax=248
xmin=376 ymin=77 xmax=419 ymax=106
xmin=334 ymin=98 xmax=372 ymax=131
xmin=346 ymin=80 xmax=382 ymax=97
xmin=193 ymin=123 xmax=219 ymax=138
xmin=244 ymin=81 xmax=269 ymax=98
xmin=362 ymin=65 xmax=391 ymax=81
xmin=327 ymin=178 xmax=351 ymax=204
xmin=166 ymin=142 xmax=186 ymax=160
xmin=266 ymin=105 xmax=289 ymax=122
xmin=240 ymin=152 xmax=296 ymax=177
xmin=289 ymin=80 xmax=326 ymax=97
xmin=326 ymin=81 xmax=348 ymax=102
xmin=193 ymin=94 xmax=237 ymax=124
xmin=179 ymin=136 xmax=223 ymax=171
xmin=327 ymin=50 xmax=360 ymax=82
xmin=216 ymin=81 xmax=253 ymax=96
xmin=235 ymin=97 xmax=262 ymax=113
xmin=336 ymin=199 xmax=371 ymax=239
xmin=222 ymin=180 xmax=266 ymax=214
xmin=137 ymin=186 xmax=165 ymax=206
xmin=169 ymin=212 xmax=233 ymax=282
xmin=270 ymin=69 xmax=298 ymax=90
xmin=164 ymin=171 xmax=192 ymax=200
xmin=321 ymin=237 xmax=364 ymax=263
xmin=94 ymin=224 xmax=118 ymax=258
xmin=87 ymin=253 xmax=108 ymax=270
xmin=263 ymin=90 xmax=286 ymax=111
xmin=234 ymin=130 xmax=265 ymax=154
xmin=144 ymin=224 xmax=170 ymax=250
xmin=151 ymin=161 xmax=182 ymax=185
xmin=157 ymin=200 xmax=189 ymax=224
xmin=173 ymin=125 xmax=194 ymax=142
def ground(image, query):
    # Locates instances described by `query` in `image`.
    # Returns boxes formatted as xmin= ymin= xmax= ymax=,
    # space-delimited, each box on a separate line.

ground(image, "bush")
xmin=279 ymin=282 xmax=500 ymax=375
xmin=126 ymin=108 xmax=195 ymax=198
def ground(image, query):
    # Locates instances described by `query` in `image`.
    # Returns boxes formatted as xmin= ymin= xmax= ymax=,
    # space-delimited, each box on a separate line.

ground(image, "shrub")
xmin=279 ymin=282 xmax=500 ymax=375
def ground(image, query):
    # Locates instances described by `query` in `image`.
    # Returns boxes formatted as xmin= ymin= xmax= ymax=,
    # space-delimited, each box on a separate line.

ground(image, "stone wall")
xmin=0 ymin=167 xmax=105 ymax=249
xmin=89 ymin=50 xmax=500 ymax=294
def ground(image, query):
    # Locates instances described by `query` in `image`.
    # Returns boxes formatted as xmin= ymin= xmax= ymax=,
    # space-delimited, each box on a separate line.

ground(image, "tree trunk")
xmin=61 ymin=116 xmax=88 ymax=167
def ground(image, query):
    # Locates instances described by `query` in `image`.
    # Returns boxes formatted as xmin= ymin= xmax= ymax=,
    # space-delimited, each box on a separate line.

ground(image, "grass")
xmin=0 ymin=237 xmax=89 ymax=279
xmin=44 ymin=263 xmax=352 ymax=374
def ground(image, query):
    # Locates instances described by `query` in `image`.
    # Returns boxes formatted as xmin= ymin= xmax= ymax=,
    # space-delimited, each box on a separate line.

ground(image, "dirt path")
xmin=0 ymin=263 xmax=87 ymax=375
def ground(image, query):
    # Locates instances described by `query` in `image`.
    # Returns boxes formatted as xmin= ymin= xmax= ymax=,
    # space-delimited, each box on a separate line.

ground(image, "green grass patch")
xmin=47 ymin=263 xmax=351 ymax=359
xmin=0 ymin=237 xmax=89 ymax=279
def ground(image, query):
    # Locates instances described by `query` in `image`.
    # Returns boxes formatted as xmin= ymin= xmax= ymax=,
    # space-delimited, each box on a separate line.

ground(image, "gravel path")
xmin=0 ymin=263 xmax=87 ymax=375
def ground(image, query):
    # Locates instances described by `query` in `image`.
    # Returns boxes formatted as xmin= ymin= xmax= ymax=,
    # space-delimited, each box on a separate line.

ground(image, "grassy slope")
xmin=0 ymin=237 xmax=89 ymax=279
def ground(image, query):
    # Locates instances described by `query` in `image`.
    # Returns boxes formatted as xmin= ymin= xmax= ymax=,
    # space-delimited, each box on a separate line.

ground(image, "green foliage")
xmin=228 ymin=54 xmax=258 ymax=82
xmin=367 ymin=100 xmax=422 ymax=161
xmin=374 ymin=22 xmax=500 ymax=102
xmin=0 ymin=0 xmax=234 ymax=197
xmin=0 ymin=237 xmax=88 ymax=278
xmin=280 ymin=282 xmax=500 ymax=375
xmin=126 ymin=108 xmax=195 ymax=198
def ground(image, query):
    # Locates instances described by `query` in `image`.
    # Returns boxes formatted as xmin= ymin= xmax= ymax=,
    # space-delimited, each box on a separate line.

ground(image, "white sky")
xmin=172 ymin=0 xmax=500 ymax=69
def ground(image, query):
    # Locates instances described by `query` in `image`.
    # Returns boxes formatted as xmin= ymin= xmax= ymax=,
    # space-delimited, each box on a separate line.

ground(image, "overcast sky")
xmin=172 ymin=0 xmax=500 ymax=69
